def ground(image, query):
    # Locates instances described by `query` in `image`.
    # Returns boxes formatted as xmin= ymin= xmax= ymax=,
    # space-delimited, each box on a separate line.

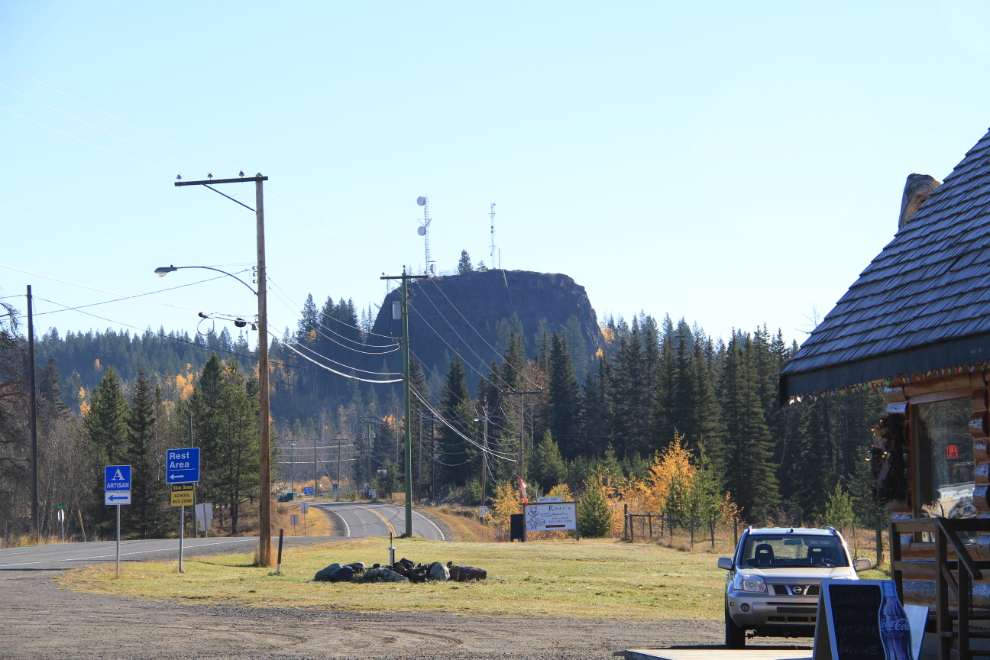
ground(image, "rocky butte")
xmin=371 ymin=270 xmax=605 ymax=384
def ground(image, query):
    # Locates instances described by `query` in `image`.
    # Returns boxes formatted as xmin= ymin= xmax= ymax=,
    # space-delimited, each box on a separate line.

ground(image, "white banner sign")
xmin=525 ymin=502 xmax=577 ymax=531
xmin=536 ymin=496 xmax=562 ymax=503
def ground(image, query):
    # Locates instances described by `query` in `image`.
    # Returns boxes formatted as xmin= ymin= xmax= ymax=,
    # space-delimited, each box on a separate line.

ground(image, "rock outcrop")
xmin=371 ymin=270 xmax=604 ymax=380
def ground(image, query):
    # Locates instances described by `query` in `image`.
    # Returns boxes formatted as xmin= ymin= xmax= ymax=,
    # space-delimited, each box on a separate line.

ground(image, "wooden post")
xmin=256 ymin=177 xmax=272 ymax=566
xmin=936 ymin=522 xmax=949 ymax=660
xmin=648 ymin=513 xmax=652 ymax=540
xmin=875 ymin=512 xmax=884 ymax=569
xmin=77 ymin=509 xmax=87 ymax=542
xmin=623 ymin=504 xmax=628 ymax=541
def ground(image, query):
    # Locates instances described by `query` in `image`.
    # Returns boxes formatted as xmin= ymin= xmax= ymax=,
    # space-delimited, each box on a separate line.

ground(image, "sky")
xmin=3 ymin=1 xmax=990 ymax=355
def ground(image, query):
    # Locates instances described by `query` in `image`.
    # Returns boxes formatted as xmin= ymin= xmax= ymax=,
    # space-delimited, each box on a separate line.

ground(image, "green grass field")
xmin=61 ymin=538 xmax=734 ymax=619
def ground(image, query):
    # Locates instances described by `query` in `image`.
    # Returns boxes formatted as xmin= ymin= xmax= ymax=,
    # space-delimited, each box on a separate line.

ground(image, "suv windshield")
xmin=739 ymin=534 xmax=848 ymax=568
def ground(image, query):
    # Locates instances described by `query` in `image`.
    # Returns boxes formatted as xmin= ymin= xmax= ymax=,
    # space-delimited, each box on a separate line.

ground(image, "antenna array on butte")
xmin=416 ymin=195 xmax=435 ymax=276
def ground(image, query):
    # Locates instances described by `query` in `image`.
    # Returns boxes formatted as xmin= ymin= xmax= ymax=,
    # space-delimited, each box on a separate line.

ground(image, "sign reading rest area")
xmin=166 ymin=448 xmax=200 ymax=484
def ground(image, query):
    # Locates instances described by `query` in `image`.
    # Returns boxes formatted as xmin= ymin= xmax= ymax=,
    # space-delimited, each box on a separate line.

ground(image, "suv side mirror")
xmin=855 ymin=558 xmax=873 ymax=572
xmin=717 ymin=557 xmax=733 ymax=570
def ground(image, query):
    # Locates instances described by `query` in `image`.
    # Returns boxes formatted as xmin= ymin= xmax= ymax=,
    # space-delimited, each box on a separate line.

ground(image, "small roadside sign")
xmin=171 ymin=483 xmax=195 ymax=507
xmin=332 ymin=483 xmax=338 ymax=495
xmin=57 ymin=509 xmax=64 ymax=522
xmin=369 ymin=489 xmax=377 ymax=499
xmin=300 ymin=503 xmax=309 ymax=514
xmin=166 ymin=448 xmax=200 ymax=484
xmin=105 ymin=465 xmax=131 ymax=491
xmin=105 ymin=491 xmax=131 ymax=505
xmin=303 ymin=486 xmax=313 ymax=496
xmin=55 ymin=504 xmax=66 ymax=510
xmin=536 ymin=496 xmax=562 ymax=504
xmin=478 ymin=506 xmax=489 ymax=517
xmin=290 ymin=514 xmax=299 ymax=527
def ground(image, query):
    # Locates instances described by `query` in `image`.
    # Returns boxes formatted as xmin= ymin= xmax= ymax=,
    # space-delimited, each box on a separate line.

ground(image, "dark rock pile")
xmin=313 ymin=558 xmax=487 ymax=584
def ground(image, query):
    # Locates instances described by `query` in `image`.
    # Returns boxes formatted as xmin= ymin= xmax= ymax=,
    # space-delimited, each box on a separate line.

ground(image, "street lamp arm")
xmin=155 ymin=265 xmax=257 ymax=295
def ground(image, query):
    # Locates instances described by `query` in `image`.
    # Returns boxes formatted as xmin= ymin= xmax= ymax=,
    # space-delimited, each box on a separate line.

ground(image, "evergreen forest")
xmin=0 ymin=281 xmax=886 ymax=541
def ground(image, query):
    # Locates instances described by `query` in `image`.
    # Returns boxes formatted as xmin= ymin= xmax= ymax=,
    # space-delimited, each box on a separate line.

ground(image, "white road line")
xmin=0 ymin=538 xmax=257 ymax=568
xmin=413 ymin=510 xmax=446 ymax=540
xmin=317 ymin=505 xmax=351 ymax=537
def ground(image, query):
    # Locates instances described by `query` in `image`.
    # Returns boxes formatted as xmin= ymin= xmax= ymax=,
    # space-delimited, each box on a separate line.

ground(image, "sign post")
xmin=56 ymin=507 xmax=65 ymax=542
xmin=166 ymin=449 xmax=200 ymax=573
xmin=300 ymin=502 xmax=309 ymax=536
xmin=105 ymin=465 xmax=131 ymax=577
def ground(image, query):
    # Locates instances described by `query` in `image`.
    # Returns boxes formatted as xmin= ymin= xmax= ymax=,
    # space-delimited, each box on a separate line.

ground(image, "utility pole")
xmin=337 ymin=436 xmax=341 ymax=501
xmin=27 ymin=285 xmax=38 ymax=541
xmin=430 ymin=415 xmax=436 ymax=505
xmin=314 ymin=437 xmax=318 ymax=499
xmin=481 ymin=404 xmax=488 ymax=505
xmin=176 ymin=174 xmax=272 ymax=566
xmin=418 ymin=411 xmax=423 ymax=503
xmin=501 ymin=389 xmax=541 ymax=501
xmin=380 ymin=268 xmax=427 ymax=537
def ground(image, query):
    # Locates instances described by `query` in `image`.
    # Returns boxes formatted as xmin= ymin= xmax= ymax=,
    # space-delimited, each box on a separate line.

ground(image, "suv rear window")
xmin=739 ymin=534 xmax=848 ymax=568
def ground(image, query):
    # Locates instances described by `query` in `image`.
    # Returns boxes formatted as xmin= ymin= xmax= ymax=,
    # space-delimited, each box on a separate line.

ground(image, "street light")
xmin=154 ymin=265 xmax=257 ymax=295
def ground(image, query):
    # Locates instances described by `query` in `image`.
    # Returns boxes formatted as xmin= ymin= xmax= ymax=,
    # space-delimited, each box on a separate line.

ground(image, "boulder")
xmin=449 ymin=565 xmax=487 ymax=581
xmin=428 ymin=562 xmax=450 ymax=582
xmin=314 ymin=562 xmax=342 ymax=582
xmin=359 ymin=567 xmax=409 ymax=583
xmin=398 ymin=557 xmax=415 ymax=570
xmin=332 ymin=566 xmax=355 ymax=583
xmin=345 ymin=562 xmax=366 ymax=575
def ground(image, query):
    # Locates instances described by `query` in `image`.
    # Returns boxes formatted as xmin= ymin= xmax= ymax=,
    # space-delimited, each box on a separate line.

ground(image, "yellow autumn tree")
xmin=642 ymin=432 xmax=695 ymax=529
xmin=490 ymin=480 xmax=521 ymax=532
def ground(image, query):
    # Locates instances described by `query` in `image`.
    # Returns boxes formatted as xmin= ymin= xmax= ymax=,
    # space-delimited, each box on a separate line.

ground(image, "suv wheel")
xmin=725 ymin=605 xmax=745 ymax=649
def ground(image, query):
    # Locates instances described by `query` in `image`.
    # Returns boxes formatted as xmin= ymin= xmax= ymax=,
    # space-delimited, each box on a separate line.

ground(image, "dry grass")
xmin=61 ymin=537 xmax=731 ymax=619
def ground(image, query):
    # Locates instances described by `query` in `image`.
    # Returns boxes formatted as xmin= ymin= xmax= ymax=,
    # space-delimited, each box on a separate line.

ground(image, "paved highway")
xmin=0 ymin=536 xmax=274 ymax=571
xmin=314 ymin=502 xmax=446 ymax=540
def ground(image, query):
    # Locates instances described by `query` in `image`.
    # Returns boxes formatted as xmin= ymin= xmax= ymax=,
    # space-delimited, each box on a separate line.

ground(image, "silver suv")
xmin=717 ymin=526 xmax=872 ymax=648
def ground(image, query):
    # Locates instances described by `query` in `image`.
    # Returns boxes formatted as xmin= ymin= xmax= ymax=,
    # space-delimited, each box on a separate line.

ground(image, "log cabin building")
xmin=779 ymin=128 xmax=990 ymax=659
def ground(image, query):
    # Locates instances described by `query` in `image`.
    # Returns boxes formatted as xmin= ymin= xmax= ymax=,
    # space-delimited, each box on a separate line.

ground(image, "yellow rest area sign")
xmin=171 ymin=483 xmax=194 ymax=507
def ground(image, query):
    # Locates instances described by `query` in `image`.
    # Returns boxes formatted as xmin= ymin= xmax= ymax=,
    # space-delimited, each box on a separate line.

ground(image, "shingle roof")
xmin=780 ymin=128 xmax=990 ymax=398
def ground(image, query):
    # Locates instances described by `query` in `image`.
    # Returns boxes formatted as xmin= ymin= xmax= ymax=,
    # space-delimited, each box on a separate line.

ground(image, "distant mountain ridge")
xmin=371 ymin=269 xmax=605 ymax=383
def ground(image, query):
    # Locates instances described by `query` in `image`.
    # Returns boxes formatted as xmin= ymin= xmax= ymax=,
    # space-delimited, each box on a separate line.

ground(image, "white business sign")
xmin=536 ymin=496 xmax=562 ymax=503
xmin=525 ymin=502 xmax=577 ymax=531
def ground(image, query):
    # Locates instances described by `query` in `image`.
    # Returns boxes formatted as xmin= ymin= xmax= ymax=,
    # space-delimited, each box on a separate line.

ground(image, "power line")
xmin=0 ymin=105 xmax=177 ymax=174
xmin=280 ymin=335 xmax=401 ymax=376
xmin=267 ymin=276 xmax=399 ymax=344
xmin=0 ymin=60 xmax=236 ymax=172
xmin=274 ymin=332 xmax=401 ymax=384
xmin=425 ymin=277 xmax=538 ymax=389
xmin=0 ymin=81 xmax=206 ymax=174
xmin=0 ymin=262 xmax=250 ymax=317
xmin=412 ymin=389 xmax=517 ymax=462
xmin=0 ymin=204 xmax=209 ymax=262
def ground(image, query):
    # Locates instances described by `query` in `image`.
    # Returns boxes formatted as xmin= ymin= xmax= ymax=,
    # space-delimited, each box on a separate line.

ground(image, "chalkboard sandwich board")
xmin=812 ymin=579 xmax=914 ymax=660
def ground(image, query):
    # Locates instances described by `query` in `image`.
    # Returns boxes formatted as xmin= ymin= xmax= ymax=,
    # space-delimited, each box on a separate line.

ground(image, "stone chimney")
xmin=898 ymin=173 xmax=941 ymax=230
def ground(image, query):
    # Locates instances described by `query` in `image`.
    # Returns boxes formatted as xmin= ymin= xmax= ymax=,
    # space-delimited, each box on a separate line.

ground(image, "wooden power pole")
xmin=175 ymin=174 xmax=272 ymax=566
xmin=501 ymin=389 xmax=540 ymax=501
xmin=27 ymin=285 xmax=38 ymax=541
xmin=381 ymin=268 xmax=426 ymax=537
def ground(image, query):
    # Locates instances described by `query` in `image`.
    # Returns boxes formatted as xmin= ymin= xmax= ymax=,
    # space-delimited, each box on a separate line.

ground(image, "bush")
xmin=578 ymin=476 xmax=613 ymax=538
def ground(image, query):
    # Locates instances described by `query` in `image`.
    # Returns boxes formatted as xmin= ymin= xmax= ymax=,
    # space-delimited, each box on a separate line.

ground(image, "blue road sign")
xmin=332 ymin=483 xmax=338 ymax=495
xmin=303 ymin=487 xmax=313 ymax=495
xmin=165 ymin=448 xmax=201 ymax=484
xmin=105 ymin=465 xmax=131 ymax=491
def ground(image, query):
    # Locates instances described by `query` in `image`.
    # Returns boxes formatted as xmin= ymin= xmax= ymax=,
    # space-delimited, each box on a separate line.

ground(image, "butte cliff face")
xmin=371 ymin=270 xmax=604 ymax=383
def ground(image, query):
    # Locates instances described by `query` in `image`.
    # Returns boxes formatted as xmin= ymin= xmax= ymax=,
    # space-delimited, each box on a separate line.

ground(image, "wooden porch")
xmin=891 ymin=518 xmax=990 ymax=660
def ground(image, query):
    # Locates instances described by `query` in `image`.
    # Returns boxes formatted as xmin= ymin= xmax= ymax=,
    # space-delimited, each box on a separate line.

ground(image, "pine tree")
xmin=548 ymin=332 xmax=582 ymax=458
xmin=458 ymin=250 xmax=473 ymax=275
xmin=531 ymin=430 xmax=567 ymax=493
xmin=578 ymin=476 xmax=614 ymax=538
xmin=438 ymin=354 xmax=477 ymax=487
xmin=84 ymin=366 xmax=130 ymax=536
xmin=720 ymin=333 xmax=779 ymax=522
xmin=125 ymin=370 xmax=168 ymax=538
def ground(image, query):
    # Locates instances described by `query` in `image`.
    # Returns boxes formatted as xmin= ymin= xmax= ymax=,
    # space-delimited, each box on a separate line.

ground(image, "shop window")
xmin=915 ymin=397 xmax=975 ymax=538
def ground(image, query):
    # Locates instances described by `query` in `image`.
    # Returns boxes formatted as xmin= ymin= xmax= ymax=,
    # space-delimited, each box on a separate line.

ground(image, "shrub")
xmin=578 ymin=476 xmax=613 ymax=538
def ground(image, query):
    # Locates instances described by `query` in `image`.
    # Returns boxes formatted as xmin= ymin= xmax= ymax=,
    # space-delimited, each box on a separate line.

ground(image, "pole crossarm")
xmin=175 ymin=176 xmax=268 ymax=186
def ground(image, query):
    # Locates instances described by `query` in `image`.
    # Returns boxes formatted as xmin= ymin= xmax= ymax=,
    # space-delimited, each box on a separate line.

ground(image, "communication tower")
xmin=416 ymin=196 xmax=435 ymax=276
xmin=489 ymin=203 xmax=496 ymax=267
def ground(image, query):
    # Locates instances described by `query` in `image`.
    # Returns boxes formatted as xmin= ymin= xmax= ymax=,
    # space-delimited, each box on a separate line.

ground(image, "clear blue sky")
xmin=3 ymin=1 xmax=990 ymax=353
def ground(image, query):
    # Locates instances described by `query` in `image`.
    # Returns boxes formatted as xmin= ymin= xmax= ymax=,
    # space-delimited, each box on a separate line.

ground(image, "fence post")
xmin=733 ymin=517 xmax=738 ymax=549
xmin=648 ymin=513 xmax=653 ymax=540
xmin=690 ymin=518 xmax=695 ymax=548
xmin=623 ymin=504 xmax=628 ymax=542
